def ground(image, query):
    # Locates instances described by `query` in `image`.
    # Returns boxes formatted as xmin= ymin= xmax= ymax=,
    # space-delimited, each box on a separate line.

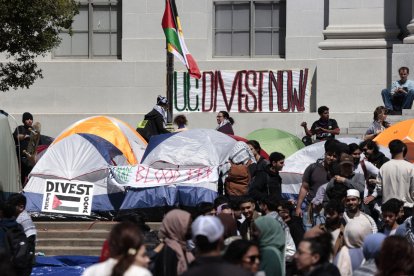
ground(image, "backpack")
xmin=225 ymin=161 xmax=252 ymax=196
xmin=1 ymin=224 xmax=33 ymax=269
xmin=136 ymin=119 xmax=152 ymax=142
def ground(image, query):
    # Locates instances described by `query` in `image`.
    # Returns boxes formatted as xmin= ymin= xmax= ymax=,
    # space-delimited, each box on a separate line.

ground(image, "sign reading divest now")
xmin=41 ymin=179 xmax=94 ymax=216
xmin=173 ymin=69 xmax=311 ymax=113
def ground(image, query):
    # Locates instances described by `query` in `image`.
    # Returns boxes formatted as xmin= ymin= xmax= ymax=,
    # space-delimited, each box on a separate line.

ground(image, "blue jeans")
xmin=302 ymin=209 xmax=326 ymax=231
xmin=381 ymin=88 xmax=414 ymax=110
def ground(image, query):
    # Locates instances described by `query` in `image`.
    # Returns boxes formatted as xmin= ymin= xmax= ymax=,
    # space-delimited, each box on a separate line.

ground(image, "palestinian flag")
xmin=52 ymin=194 xmax=81 ymax=213
xmin=162 ymin=0 xmax=201 ymax=79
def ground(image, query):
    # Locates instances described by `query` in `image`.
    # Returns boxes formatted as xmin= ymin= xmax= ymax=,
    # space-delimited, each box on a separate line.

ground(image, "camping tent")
xmin=246 ymin=128 xmax=304 ymax=157
xmin=374 ymin=119 xmax=414 ymax=162
xmin=23 ymin=116 xmax=147 ymax=213
xmin=280 ymin=138 xmax=391 ymax=199
xmin=0 ymin=111 xmax=20 ymax=199
xmin=112 ymin=129 xmax=241 ymax=209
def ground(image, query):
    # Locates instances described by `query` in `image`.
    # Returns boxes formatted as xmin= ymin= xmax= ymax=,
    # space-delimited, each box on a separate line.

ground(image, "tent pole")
xmin=166 ymin=48 xmax=174 ymax=128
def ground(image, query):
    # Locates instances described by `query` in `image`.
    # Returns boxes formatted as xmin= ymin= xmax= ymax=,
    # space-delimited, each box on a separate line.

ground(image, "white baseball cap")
xmin=192 ymin=215 xmax=224 ymax=243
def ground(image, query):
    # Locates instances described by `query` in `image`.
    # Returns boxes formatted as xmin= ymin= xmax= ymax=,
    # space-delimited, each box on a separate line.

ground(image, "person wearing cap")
xmin=181 ymin=216 xmax=251 ymax=276
xmin=136 ymin=95 xmax=170 ymax=142
xmin=377 ymin=139 xmax=414 ymax=221
xmin=343 ymin=189 xmax=378 ymax=234
xmin=13 ymin=112 xmax=35 ymax=185
xmin=324 ymin=154 xmax=365 ymax=205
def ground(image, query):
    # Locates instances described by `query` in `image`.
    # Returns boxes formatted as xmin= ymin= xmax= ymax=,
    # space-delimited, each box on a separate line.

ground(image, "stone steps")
xmin=338 ymin=109 xmax=414 ymax=139
xmin=34 ymin=221 xmax=161 ymax=256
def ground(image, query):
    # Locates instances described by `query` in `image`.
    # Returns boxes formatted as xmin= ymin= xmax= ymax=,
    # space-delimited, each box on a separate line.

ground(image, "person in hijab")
xmin=334 ymin=219 xmax=372 ymax=276
xmin=137 ymin=95 xmax=170 ymax=141
xmin=215 ymin=111 xmax=234 ymax=135
xmin=152 ymin=209 xmax=194 ymax=276
xmin=353 ymin=233 xmax=386 ymax=276
xmin=253 ymin=216 xmax=285 ymax=276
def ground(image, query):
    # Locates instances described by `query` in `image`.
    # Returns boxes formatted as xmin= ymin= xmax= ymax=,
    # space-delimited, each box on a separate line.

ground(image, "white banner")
xmin=109 ymin=164 xmax=219 ymax=188
xmin=173 ymin=69 xmax=311 ymax=113
xmin=41 ymin=179 xmax=94 ymax=216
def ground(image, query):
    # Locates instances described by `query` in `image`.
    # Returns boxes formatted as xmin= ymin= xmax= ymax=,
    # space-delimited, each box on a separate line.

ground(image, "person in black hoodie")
xmin=137 ymin=95 xmax=170 ymax=142
xmin=249 ymin=152 xmax=285 ymax=203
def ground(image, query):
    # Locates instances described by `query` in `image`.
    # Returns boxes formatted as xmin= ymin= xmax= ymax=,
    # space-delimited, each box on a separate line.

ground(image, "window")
xmin=214 ymin=1 xmax=286 ymax=57
xmin=53 ymin=0 xmax=121 ymax=59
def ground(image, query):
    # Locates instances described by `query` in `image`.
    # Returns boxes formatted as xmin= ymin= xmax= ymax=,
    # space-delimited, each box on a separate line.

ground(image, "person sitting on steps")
xmin=381 ymin=66 xmax=414 ymax=115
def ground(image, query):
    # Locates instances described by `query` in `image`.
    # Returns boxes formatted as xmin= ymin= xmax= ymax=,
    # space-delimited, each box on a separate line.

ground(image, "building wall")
xmin=0 ymin=0 xmax=405 ymax=139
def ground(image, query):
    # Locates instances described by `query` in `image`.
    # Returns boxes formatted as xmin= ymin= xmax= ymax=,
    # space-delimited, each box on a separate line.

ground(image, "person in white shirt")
xmin=343 ymin=189 xmax=378 ymax=234
xmin=83 ymin=222 xmax=151 ymax=276
xmin=377 ymin=139 xmax=414 ymax=221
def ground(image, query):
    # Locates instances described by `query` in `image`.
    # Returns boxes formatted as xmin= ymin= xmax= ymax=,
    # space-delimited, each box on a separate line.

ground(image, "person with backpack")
xmin=0 ymin=201 xmax=33 ymax=276
xmin=249 ymin=152 xmax=285 ymax=203
xmin=136 ymin=95 xmax=170 ymax=142
xmin=295 ymin=141 xmax=338 ymax=230
xmin=7 ymin=194 xmax=36 ymax=257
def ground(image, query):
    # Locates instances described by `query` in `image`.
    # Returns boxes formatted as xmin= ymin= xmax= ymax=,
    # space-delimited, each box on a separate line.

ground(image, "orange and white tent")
xmin=24 ymin=116 xmax=147 ymax=212
xmin=374 ymin=119 xmax=414 ymax=162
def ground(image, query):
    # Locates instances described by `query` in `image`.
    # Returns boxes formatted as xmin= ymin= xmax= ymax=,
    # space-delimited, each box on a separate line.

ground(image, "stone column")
xmin=319 ymin=0 xmax=399 ymax=50
xmin=316 ymin=0 xmax=399 ymax=113
xmin=404 ymin=0 xmax=414 ymax=44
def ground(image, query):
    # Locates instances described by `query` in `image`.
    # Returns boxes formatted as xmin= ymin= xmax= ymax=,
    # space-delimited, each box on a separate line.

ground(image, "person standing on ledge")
xmin=381 ymin=66 xmax=414 ymax=115
xmin=300 ymin=106 xmax=340 ymax=142
xmin=13 ymin=112 xmax=35 ymax=185
xmin=215 ymin=111 xmax=234 ymax=135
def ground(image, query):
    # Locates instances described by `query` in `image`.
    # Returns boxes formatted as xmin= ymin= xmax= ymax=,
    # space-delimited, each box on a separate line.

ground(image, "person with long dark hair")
xmin=83 ymin=222 xmax=151 ymax=276
xmin=364 ymin=106 xmax=390 ymax=141
xmin=215 ymin=111 xmax=234 ymax=135
xmin=223 ymin=239 xmax=260 ymax=274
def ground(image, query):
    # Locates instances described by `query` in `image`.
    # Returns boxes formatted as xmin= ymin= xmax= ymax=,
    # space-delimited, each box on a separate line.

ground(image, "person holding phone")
xmin=381 ymin=66 xmax=414 ymax=115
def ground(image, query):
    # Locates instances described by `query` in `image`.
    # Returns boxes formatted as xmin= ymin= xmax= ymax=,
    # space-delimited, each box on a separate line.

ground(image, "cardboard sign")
xmin=41 ymin=179 xmax=94 ymax=216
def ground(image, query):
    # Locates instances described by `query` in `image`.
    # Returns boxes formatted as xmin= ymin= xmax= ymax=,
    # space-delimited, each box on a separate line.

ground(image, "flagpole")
xmin=166 ymin=45 xmax=174 ymax=125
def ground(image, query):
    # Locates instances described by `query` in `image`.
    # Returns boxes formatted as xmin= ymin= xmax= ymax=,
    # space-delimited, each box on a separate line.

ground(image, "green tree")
xmin=0 ymin=0 xmax=78 ymax=92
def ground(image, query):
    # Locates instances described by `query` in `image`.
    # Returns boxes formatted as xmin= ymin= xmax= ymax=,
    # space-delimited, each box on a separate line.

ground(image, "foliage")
xmin=0 ymin=0 xmax=78 ymax=92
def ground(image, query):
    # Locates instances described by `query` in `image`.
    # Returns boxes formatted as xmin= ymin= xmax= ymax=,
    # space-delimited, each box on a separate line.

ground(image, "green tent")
xmin=246 ymin=128 xmax=304 ymax=157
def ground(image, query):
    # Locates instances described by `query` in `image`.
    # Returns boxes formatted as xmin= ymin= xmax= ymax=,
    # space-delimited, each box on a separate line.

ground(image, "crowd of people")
xmin=84 ymin=122 xmax=414 ymax=276
xmin=7 ymin=86 xmax=414 ymax=276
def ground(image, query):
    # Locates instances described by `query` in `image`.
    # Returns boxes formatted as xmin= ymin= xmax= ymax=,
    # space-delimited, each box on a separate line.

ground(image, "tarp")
xmin=118 ymin=129 xmax=240 ymax=209
xmin=32 ymin=255 xmax=98 ymax=276
xmin=0 ymin=112 xmax=20 ymax=199
xmin=246 ymin=128 xmax=305 ymax=157
xmin=374 ymin=119 xmax=414 ymax=162
xmin=24 ymin=116 xmax=147 ymax=212
xmin=280 ymin=137 xmax=391 ymax=200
